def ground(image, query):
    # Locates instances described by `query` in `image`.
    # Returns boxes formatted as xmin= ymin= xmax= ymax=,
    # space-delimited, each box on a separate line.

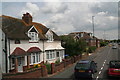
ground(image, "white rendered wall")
xmin=10 ymin=39 xmax=64 ymax=64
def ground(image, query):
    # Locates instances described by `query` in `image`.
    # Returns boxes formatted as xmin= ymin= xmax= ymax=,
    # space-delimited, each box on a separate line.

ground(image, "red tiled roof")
xmin=27 ymin=47 xmax=42 ymax=53
xmin=11 ymin=47 xmax=26 ymax=56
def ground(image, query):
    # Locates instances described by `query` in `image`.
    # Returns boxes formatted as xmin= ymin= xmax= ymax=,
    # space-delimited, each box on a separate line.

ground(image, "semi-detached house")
xmin=1 ymin=13 xmax=64 ymax=73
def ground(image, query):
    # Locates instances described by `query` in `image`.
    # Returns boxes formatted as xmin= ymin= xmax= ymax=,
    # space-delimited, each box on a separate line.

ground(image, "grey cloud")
xmin=91 ymin=2 xmax=118 ymax=17
xmin=41 ymin=2 xmax=68 ymax=14
xmin=2 ymin=2 xmax=118 ymax=39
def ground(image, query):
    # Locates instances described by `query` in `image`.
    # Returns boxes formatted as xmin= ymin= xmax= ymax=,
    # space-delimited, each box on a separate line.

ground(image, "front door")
xmin=18 ymin=57 xmax=23 ymax=72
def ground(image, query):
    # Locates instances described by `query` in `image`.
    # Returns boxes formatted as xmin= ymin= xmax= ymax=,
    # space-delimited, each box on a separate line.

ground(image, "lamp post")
xmin=92 ymin=16 xmax=95 ymax=38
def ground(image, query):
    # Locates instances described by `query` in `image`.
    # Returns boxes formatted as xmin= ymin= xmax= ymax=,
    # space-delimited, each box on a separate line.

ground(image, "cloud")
xmin=41 ymin=2 xmax=118 ymax=40
xmin=97 ymin=11 xmax=108 ymax=16
xmin=107 ymin=16 xmax=117 ymax=20
xmin=2 ymin=2 xmax=118 ymax=39
xmin=20 ymin=2 xmax=39 ymax=17
xmin=41 ymin=2 xmax=68 ymax=14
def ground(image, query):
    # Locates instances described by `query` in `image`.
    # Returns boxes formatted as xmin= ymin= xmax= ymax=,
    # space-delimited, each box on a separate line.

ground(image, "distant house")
xmin=1 ymin=13 xmax=64 ymax=73
xmin=69 ymin=32 xmax=100 ymax=47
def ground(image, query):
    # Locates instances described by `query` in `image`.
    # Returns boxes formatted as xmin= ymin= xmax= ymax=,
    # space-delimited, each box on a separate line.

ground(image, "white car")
xmin=112 ymin=46 xmax=117 ymax=49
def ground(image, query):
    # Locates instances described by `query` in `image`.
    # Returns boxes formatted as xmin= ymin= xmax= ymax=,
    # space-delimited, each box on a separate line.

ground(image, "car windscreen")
xmin=110 ymin=61 xmax=120 ymax=68
xmin=75 ymin=63 xmax=90 ymax=69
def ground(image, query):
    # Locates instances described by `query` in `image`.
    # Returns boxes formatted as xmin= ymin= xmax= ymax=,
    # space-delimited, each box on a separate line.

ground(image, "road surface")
xmin=49 ymin=44 xmax=120 ymax=80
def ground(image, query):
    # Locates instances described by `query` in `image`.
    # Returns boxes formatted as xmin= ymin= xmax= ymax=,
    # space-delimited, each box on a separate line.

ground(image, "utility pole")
xmin=104 ymin=30 xmax=106 ymax=40
xmin=92 ymin=16 xmax=95 ymax=38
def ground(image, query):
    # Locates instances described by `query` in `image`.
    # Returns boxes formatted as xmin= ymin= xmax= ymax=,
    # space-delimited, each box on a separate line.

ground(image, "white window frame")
xmin=28 ymin=26 xmax=39 ymax=42
xmin=46 ymin=50 xmax=55 ymax=60
xmin=46 ymin=29 xmax=54 ymax=42
xmin=30 ymin=52 xmax=41 ymax=65
xmin=28 ymin=32 xmax=39 ymax=42
xmin=46 ymin=34 xmax=53 ymax=42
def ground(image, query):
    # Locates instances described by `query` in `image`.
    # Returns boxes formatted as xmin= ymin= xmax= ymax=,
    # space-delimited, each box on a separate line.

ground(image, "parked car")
xmin=107 ymin=60 xmax=120 ymax=78
xmin=74 ymin=60 xmax=97 ymax=79
xmin=112 ymin=46 xmax=117 ymax=49
xmin=118 ymin=42 xmax=120 ymax=45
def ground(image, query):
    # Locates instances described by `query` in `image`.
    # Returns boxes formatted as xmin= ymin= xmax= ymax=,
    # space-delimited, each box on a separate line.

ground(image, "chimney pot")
xmin=22 ymin=12 xmax=32 ymax=25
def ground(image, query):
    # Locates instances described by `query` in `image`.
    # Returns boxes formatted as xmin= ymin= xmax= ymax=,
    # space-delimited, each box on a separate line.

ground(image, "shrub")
xmin=88 ymin=46 xmax=97 ymax=53
xmin=55 ymin=59 xmax=60 ymax=64
xmin=44 ymin=63 xmax=51 ymax=74
xmin=100 ymin=42 xmax=108 ymax=47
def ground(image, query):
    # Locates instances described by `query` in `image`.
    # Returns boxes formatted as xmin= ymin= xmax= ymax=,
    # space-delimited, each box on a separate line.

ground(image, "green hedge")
xmin=100 ymin=42 xmax=108 ymax=47
xmin=88 ymin=46 xmax=97 ymax=53
xmin=44 ymin=64 xmax=51 ymax=74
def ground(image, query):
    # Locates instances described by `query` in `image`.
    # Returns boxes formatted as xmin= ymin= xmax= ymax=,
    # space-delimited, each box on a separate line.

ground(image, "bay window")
xmin=46 ymin=50 xmax=55 ymax=60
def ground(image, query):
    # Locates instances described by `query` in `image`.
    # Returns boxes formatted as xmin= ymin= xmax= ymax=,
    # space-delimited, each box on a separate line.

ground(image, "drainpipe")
xmin=5 ymin=36 xmax=8 ymax=73
xmin=8 ymin=39 xmax=10 ymax=72
xmin=42 ymin=40 xmax=45 ymax=63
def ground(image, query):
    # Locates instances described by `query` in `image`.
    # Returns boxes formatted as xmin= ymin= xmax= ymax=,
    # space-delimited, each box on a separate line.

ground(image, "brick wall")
xmin=51 ymin=55 xmax=82 ymax=74
xmin=3 ymin=65 xmax=47 ymax=79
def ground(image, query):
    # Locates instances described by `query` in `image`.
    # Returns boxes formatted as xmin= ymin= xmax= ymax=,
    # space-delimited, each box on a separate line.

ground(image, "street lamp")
xmin=92 ymin=16 xmax=95 ymax=38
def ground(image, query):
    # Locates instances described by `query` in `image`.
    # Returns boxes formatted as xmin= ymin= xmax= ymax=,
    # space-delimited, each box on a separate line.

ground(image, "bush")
xmin=44 ymin=63 xmax=51 ymax=74
xmin=88 ymin=46 xmax=97 ymax=53
xmin=55 ymin=59 xmax=60 ymax=64
xmin=100 ymin=42 xmax=108 ymax=47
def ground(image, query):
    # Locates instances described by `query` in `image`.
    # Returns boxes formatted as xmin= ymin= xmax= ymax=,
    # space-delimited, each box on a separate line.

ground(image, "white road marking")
xmin=104 ymin=61 xmax=105 ymax=64
xmin=101 ymin=67 xmax=103 ymax=70
xmin=99 ymin=71 xmax=101 ymax=74
xmin=96 ymin=76 xmax=99 ymax=80
xmin=103 ymin=63 xmax=105 ymax=67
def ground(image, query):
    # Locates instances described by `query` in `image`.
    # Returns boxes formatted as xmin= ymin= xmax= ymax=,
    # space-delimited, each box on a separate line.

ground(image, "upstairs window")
xmin=46 ymin=29 xmax=54 ymax=42
xmin=46 ymin=34 xmax=53 ymax=42
xmin=15 ymin=40 xmax=20 ymax=44
xmin=28 ymin=26 xmax=39 ymax=42
xmin=29 ymin=32 xmax=38 ymax=41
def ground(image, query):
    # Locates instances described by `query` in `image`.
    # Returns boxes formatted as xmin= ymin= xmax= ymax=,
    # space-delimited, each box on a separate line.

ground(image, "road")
xmin=49 ymin=44 xmax=120 ymax=80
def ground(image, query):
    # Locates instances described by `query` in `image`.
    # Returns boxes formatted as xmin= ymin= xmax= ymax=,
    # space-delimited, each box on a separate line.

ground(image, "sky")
xmin=1 ymin=0 xmax=120 ymax=40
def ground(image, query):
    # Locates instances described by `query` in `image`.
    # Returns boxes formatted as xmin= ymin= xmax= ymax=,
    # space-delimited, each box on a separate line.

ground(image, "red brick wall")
xmin=3 ymin=65 xmax=47 ymax=78
xmin=51 ymin=55 xmax=82 ymax=74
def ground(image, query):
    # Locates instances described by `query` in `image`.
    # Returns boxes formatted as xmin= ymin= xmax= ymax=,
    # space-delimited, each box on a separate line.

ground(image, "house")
xmin=0 ymin=17 xmax=7 ymax=74
xmin=1 ymin=12 xmax=64 ymax=73
xmin=69 ymin=32 xmax=100 ymax=47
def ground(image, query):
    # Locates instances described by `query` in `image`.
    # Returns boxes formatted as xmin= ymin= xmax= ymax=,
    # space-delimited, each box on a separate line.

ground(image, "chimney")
xmin=22 ymin=12 xmax=32 ymax=25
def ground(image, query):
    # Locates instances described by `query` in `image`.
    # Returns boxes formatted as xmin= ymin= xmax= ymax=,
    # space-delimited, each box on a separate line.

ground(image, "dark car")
xmin=108 ymin=60 xmax=120 ymax=78
xmin=118 ymin=42 xmax=120 ymax=45
xmin=74 ymin=60 xmax=97 ymax=79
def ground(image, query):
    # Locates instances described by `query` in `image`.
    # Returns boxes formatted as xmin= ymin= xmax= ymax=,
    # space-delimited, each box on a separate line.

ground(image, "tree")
xmin=60 ymin=35 xmax=87 ymax=56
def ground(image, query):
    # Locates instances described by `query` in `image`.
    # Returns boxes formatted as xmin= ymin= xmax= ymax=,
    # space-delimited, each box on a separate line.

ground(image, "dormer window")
xmin=46 ymin=34 xmax=53 ymax=42
xmin=46 ymin=29 xmax=54 ymax=42
xmin=28 ymin=32 xmax=38 ymax=41
xmin=28 ymin=26 xmax=39 ymax=42
xmin=81 ymin=33 xmax=84 ymax=37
